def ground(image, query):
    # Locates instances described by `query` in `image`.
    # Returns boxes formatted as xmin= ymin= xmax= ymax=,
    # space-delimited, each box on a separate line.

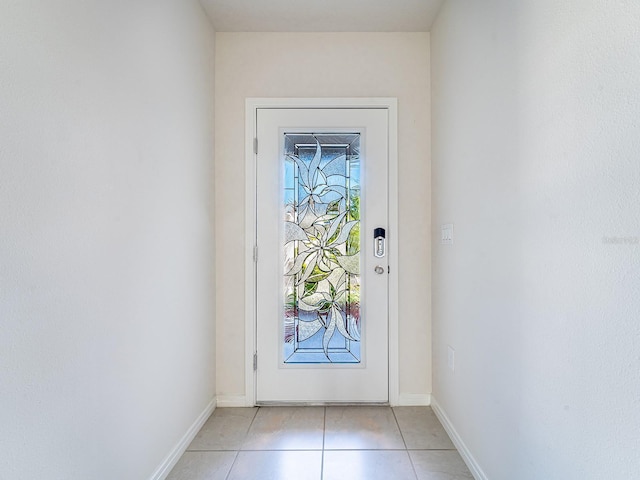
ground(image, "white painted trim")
xmin=431 ymin=396 xmax=488 ymax=480
xmin=386 ymin=100 xmax=399 ymax=407
xmin=245 ymin=98 xmax=399 ymax=407
xmin=216 ymin=395 xmax=250 ymax=407
xmin=245 ymin=100 xmax=258 ymax=408
xmin=397 ymin=393 xmax=431 ymax=406
xmin=149 ymin=398 xmax=216 ymax=480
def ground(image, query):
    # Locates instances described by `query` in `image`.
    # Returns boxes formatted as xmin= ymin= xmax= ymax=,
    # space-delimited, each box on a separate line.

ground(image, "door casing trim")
xmin=244 ymin=98 xmax=399 ymax=406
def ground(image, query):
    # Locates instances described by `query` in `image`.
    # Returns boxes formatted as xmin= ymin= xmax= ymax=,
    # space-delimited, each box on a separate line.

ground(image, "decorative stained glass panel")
xmin=283 ymin=133 xmax=361 ymax=364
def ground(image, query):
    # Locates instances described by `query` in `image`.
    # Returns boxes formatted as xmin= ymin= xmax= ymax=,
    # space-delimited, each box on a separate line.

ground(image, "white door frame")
xmin=244 ymin=98 xmax=399 ymax=406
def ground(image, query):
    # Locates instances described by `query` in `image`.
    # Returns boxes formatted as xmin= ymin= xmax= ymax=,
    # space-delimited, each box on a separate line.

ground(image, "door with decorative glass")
xmin=255 ymin=107 xmax=389 ymax=403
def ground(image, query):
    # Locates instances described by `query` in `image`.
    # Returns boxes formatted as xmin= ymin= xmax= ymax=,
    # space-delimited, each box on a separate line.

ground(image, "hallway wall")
xmin=0 ymin=2 xmax=216 ymax=479
xmin=431 ymin=0 xmax=640 ymax=478
xmin=214 ymin=32 xmax=431 ymax=404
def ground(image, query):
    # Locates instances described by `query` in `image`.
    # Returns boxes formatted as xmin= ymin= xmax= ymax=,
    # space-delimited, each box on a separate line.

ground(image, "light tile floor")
xmin=167 ymin=406 xmax=473 ymax=480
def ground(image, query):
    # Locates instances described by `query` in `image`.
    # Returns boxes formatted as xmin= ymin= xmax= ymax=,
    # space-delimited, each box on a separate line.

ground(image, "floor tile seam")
xmin=217 ymin=448 xmax=417 ymax=452
xmin=186 ymin=448 xmax=243 ymax=452
xmin=391 ymin=406 xmax=411 ymax=450
xmin=405 ymin=446 xmax=421 ymax=480
xmin=322 ymin=448 xmax=409 ymax=452
xmin=236 ymin=406 xmax=260 ymax=451
xmin=407 ymin=448 xmax=459 ymax=451
xmin=389 ymin=409 xmax=421 ymax=480
xmin=237 ymin=448 xmax=326 ymax=452
xmin=184 ymin=446 xmax=455 ymax=452
xmin=183 ymin=448 xmax=461 ymax=454
xmin=222 ymin=450 xmax=240 ymax=480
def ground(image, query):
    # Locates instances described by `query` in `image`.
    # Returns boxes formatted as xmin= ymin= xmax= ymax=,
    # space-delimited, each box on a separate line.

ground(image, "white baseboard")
xmin=216 ymin=395 xmax=250 ymax=407
xmin=396 ymin=393 xmax=431 ymax=406
xmin=430 ymin=396 xmax=488 ymax=480
xmin=149 ymin=398 xmax=216 ymax=480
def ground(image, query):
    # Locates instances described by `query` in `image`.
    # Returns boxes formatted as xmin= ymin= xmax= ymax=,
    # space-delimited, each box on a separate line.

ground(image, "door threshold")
xmin=256 ymin=401 xmax=390 ymax=407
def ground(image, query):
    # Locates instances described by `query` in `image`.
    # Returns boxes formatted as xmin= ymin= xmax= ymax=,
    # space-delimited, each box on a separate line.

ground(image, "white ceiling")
xmin=200 ymin=0 xmax=445 ymax=32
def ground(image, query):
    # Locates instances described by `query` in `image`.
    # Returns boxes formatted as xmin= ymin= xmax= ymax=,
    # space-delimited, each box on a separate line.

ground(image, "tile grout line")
xmin=390 ymin=407 xmax=410 ymax=450
xmin=223 ymin=407 xmax=260 ymax=480
xmin=407 ymin=448 xmax=459 ymax=451
xmin=223 ymin=451 xmax=240 ymax=480
xmin=391 ymin=407 xmax=420 ymax=480
xmin=239 ymin=406 xmax=261 ymax=451
xmin=189 ymin=448 xmax=326 ymax=452
xmin=189 ymin=447 xmax=428 ymax=452
xmin=322 ymin=448 xmax=410 ymax=451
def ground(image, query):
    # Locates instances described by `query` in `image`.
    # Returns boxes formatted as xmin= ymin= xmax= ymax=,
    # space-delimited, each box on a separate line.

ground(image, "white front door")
xmin=255 ymin=107 xmax=389 ymax=403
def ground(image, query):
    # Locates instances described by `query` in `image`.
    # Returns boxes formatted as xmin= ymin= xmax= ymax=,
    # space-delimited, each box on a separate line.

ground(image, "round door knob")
xmin=374 ymin=265 xmax=385 ymax=274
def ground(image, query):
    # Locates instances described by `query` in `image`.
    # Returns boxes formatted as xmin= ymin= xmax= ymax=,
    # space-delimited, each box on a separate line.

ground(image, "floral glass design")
xmin=283 ymin=133 xmax=361 ymax=363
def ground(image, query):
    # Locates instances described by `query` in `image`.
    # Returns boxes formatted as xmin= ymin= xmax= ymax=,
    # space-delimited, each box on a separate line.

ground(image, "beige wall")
xmin=215 ymin=32 xmax=431 ymax=402
xmin=431 ymin=0 xmax=640 ymax=478
xmin=1 ymin=1 xmax=216 ymax=478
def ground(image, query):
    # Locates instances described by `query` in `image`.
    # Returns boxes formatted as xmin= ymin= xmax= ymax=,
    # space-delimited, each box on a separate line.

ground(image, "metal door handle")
xmin=374 ymin=265 xmax=385 ymax=275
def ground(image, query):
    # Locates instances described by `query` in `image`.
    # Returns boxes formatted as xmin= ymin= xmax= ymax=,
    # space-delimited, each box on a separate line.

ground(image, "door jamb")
xmin=245 ymin=98 xmax=399 ymax=406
